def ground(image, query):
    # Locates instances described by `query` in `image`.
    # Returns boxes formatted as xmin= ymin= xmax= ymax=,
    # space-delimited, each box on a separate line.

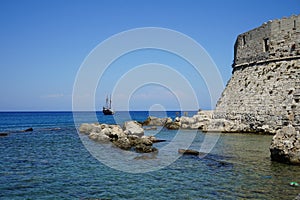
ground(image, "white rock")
xmin=92 ymin=125 xmax=102 ymax=133
xmin=123 ymin=121 xmax=144 ymax=137
xmin=145 ymin=116 xmax=172 ymax=126
xmin=88 ymin=132 xmax=111 ymax=143
xmin=111 ymin=125 xmax=126 ymax=138
xmin=181 ymin=124 xmax=190 ymax=129
xmin=101 ymin=127 xmax=112 ymax=136
xmin=270 ymin=125 xmax=300 ymax=165
xmin=79 ymin=123 xmax=94 ymax=134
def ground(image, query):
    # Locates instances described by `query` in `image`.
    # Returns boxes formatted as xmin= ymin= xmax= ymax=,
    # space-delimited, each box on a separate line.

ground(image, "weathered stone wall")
xmin=234 ymin=15 xmax=300 ymax=67
xmin=215 ymin=15 xmax=300 ymax=133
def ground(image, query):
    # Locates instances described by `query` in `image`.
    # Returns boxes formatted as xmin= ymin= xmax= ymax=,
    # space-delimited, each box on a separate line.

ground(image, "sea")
xmin=0 ymin=111 xmax=299 ymax=200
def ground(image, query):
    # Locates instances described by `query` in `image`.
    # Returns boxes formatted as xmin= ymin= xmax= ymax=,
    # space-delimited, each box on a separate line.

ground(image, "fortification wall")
xmin=234 ymin=15 xmax=300 ymax=67
xmin=215 ymin=15 xmax=300 ymax=133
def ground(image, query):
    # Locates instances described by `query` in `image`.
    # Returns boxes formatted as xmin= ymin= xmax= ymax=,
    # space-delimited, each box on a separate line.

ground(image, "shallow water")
xmin=0 ymin=112 xmax=299 ymax=199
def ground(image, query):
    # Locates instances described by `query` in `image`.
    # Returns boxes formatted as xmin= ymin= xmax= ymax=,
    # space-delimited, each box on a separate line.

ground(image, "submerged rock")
xmin=134 ymin=153 xmax=158 ymax=160
xmin=23 ymin=128 xmax=33 ymax=132
xmin=0 ymin=132 xmax=8 ymax=137
xmin=178 ymin=149 xmax=200 ymax=156
xmin=144 ymin=126 xmax=157 ymax=130
xmin=270 ymin=125 xmax=300 ymax=165
xmin=135 ymin=144 xmax=158 ymax=153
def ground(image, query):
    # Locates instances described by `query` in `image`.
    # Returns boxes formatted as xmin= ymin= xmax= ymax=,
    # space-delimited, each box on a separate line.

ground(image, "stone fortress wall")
xmin=214 ymin=15 xmax=300 ymax=133
xmin=233 ymin=15 xmax=300 ymax=66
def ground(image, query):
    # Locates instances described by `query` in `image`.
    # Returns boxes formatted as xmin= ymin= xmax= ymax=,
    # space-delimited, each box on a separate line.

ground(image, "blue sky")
xmin=0 ymin=0 xmax=299 ymax=111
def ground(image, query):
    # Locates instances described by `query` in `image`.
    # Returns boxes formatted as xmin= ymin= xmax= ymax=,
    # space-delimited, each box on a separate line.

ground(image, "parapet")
xmin=233 ymin=15 xmax=300 ymax=69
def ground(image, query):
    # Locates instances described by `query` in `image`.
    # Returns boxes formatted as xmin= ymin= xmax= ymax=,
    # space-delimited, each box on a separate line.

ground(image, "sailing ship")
xmin=103 ymin=95 xmax=114 ymax=115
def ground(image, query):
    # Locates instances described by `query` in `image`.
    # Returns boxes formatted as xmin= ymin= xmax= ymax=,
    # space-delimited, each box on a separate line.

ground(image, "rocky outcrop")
xmin=142 ymin=116 xmax=172 ymax=126
xmin=123 ymin=121 xmax=144 ymax=137
xmin=270 ymin=125 xmax=300 ymax=165
xmin=147 ymin=110 xmax=214 ymax=130
xmin=164 ymin=121 xmax=181 ymax=130
xmin=205 ymin=119 xmax=236 ymax=132
xmin=80 ymin=123 xmax=126 ymax=142
xmin=112 ymin=136 xmax=132 ymax=150
xmin=141 ymin=110 xmax=276 ymax=133
xmin=180 ymin=111 xmax=213 ymax=130
xmin=79 ymin=122 xmax=159 ymax=153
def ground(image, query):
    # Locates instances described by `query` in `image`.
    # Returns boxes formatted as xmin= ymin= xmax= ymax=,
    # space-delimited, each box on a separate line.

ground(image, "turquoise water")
xmin=0 ymin=112 xmax=299 ymax=199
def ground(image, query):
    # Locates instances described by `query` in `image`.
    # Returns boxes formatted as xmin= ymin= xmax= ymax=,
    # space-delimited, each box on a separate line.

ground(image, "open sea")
xmin=0 ymin=111 xmax=300 ymax=200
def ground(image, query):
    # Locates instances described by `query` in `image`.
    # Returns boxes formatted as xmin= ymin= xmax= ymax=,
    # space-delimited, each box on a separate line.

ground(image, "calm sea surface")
xmin=0 ymin=112 xmax=299 ymax=199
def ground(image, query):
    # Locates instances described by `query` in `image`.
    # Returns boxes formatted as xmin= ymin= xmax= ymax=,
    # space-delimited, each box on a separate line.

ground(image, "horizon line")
xmin=0 ymin=110 xmax=201 ymax=112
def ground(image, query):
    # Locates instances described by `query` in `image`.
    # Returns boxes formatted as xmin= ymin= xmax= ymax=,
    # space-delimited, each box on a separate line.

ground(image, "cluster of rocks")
xmin=142 ymin=111 xmax=267 ymax=133
xmin=270 ymin=125 xmax=300 ymax=165
xmin=144 ymin=112 xmax=300 ymax=165
xmin=79 ymin=121 xmax=159 ymax=153
xmin=80 ymin=111 xmax=300 ymax=164
xmin=142 ymin=116 xmax=172 ymax=126
xmin=142 ymin=112 xmax=213 ymax=131
xmin=142 ymin=111 xmax=280 ymax=134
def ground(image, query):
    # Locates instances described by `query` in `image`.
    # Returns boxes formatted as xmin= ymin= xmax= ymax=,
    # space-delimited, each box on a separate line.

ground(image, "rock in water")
xmin=0 ymin=133 xmax=8 ymax=137
xmin=89 ymin=131 xmax=111 ymax=143
xmin=79 ymin=123 xmax=95 ymax=134
xmin=23 ymin=128 xmax=33 ymax=132
xmin=135 ymin=144 xmax=158 ymax=153
xmin=79 ymin=122 xmax=161 ymax=153
xmin=270 ymin=125 xmax=300 ymax=165
xmin=128 ymin=135 xmax=158 ymax=153
xmin=142 ymin=116 xmax=172 ymax=126
xmin=123 ymin=121 xmax=144 ymax=137
xmin=165 ymin=121 xmax=181 ymax=130
xmin=178 ymin=149 xmax=200 ymax=156
xmin=112 ymin=137 xmax=132 ymax=150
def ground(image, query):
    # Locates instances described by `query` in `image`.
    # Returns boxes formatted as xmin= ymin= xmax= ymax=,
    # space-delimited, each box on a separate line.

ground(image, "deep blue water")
xmin=0 ymin=112 xmax=300 ymax=199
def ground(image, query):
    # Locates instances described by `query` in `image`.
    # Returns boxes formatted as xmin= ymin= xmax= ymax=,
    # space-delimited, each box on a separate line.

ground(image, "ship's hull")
xmin=103 ymin=107 xmax=114 ymax=115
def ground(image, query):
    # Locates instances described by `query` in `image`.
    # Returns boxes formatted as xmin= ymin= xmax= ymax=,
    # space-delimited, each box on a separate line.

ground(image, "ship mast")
xmin=109 ymin=94 xmax=112 ymax=109
xmin=106 ymin=95 xmax=109 ymax=108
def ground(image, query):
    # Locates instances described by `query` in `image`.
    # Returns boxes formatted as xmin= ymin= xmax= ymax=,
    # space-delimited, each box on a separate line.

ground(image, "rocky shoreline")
xmin=80 ymin=110 xmax=300 ymax=165
xmin=163 ymin=110 xmax=300 ymax=165
xmin=142 ymin=110 xmax=276 ymax=134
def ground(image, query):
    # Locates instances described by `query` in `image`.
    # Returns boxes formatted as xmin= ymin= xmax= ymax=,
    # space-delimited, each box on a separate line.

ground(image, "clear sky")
xmin=0 ymin=0 xmax=299 ymax=111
